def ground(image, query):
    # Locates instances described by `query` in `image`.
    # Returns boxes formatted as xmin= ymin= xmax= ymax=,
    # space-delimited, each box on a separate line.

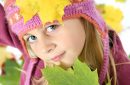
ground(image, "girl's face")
xmin=24 ymin=18 xmax=86 ymax=68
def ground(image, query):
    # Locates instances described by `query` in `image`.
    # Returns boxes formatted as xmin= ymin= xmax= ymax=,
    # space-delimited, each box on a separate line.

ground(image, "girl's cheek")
xmin=31 ymin=44 xmax=38 ymax=51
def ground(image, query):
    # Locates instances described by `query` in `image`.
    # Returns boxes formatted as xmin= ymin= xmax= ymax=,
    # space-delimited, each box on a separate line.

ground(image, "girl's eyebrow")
xmin=24 ymin=33 xmax=32 ymax=37
xmin=44 ymin=22 xmax=61 ymax=28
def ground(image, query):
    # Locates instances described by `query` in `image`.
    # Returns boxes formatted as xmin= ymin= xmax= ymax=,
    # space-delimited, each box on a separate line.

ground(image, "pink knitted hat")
xmin=4 ymin=0 xmax=109 ymax=85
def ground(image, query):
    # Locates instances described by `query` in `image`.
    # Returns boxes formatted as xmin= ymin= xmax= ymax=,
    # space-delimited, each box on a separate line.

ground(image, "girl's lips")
xmin=51 ymin=52 xmax=65 ymax=62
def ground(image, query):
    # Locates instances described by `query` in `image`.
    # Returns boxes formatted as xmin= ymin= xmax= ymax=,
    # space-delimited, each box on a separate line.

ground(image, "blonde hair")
xmin=79 ymin=17 xmax=117 ymax=85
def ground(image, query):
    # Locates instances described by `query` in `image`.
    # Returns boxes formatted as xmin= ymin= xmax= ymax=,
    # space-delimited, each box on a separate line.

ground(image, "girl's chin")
xmin=59 ymin=61 xmax=73 ymax=70
xmin=46 ymin=60 xmax=74 ymax=70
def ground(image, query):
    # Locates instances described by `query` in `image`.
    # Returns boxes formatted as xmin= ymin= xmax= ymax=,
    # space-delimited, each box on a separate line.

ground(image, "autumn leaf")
xmin=115 ymin=0 xmax=126 ymax=3
xmin=97 ymin=4 xmax=123 ymax=33
xmin=42 ymin=59 xmax=99 ymax=85
xmin=0 ymin=59 xmax=22 ymax=85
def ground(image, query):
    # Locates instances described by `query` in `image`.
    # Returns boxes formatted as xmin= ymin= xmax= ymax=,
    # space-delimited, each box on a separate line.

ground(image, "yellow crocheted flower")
xmin=15 ymin=0 xmax=71 ymax=24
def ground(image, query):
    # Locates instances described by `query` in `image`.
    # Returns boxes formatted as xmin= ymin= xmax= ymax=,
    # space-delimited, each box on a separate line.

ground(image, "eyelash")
xmin=45 ymin=25 xmax=59 ymax=33
xmin=27 ymin=35 xmax=37 ymax=43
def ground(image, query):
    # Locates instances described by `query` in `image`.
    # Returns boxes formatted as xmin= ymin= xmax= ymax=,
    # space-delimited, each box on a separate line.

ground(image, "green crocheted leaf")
xmin=0 ymin=59 xmax=22 ymax=85
xmin=42 ymin=59 xmax=99 ymax=85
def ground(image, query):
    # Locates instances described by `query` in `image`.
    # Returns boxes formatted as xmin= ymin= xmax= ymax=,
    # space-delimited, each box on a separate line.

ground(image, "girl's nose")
xmin=43 ymin=43 xmax=56 ymax=53
xmin=40 ymin=39 xmax=56 ymax=54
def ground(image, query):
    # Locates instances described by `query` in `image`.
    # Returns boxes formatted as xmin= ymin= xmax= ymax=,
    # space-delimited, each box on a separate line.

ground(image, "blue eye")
xmin=27 ymin=35 xmax=37 ymax=43
xmin=46 ymin=25 xmax=57 ymax=32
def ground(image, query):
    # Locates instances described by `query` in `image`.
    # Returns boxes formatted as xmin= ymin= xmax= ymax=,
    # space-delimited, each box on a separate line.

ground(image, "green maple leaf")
xmin=0 ymin=59 xmax=22 ymax=85
xmin=106 ymin=78 xmax=112 ymax=85
xmin=42 ymin=59 xmax=99 ymax=85
xmin=115 ymin=0 xmax=126 ymax=3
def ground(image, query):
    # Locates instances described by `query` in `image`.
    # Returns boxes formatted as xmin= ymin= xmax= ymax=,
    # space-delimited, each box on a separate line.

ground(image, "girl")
xmin=0 ymin=0 xmax=130 ymax=85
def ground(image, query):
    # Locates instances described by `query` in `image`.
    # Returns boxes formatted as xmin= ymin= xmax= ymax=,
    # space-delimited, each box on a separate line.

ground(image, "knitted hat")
xmin=4 ymin=0 xmax=109 ymax=85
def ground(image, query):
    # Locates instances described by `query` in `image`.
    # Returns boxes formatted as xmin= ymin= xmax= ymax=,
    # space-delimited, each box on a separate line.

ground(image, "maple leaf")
xmin=115 ymin=0 xmax=126 ymax=3
xmin=97 ymin=4 xmax=124 ymax=33
xmin=0 ymin=59 xmax=22 ymax=85
xmin=42 ymin=59 xmax=99 ymax=85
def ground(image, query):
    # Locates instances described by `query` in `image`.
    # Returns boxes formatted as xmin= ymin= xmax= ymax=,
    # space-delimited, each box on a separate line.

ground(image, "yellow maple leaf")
xmin=97 ymin=5 xmax=123 ymax=33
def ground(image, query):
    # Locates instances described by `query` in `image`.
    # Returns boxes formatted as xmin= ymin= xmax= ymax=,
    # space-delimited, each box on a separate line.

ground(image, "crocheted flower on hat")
xmin=15 ymin=0 xmax=71 ymax=24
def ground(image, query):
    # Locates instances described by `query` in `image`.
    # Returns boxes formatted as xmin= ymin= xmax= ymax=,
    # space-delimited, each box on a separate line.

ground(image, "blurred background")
xmin=0 ymin=0 xmax=130 ymax=85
